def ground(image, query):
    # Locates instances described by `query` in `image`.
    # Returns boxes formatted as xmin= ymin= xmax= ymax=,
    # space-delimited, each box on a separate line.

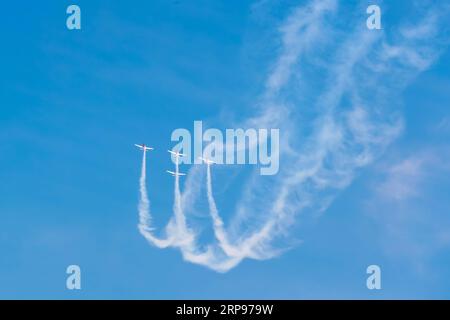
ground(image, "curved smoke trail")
xmin=205 ymin=164 xmax=245 ymax=258
xmin=137 ymin=150 xmax=173 ymax=248
xmin=169 ymin=158 xmax=194 ymax=246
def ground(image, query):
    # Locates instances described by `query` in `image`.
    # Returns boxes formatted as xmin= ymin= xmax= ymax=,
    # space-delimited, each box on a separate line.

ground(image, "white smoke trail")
xmin=205 ymin=164 xmax=243 ymax=258
xmin=168 ymin=157 xmax=195 ymax=246
xmin=137 ymin=150 xmax=173 ymax=248
xmin=135 ymin=147 xmax=228 ymax=269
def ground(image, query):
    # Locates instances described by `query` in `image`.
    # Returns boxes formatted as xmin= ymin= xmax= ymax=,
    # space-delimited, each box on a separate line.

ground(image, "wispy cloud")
xmin=376 ymin=156 xmax=428 ymax=201
xmin=436 ymin=116 xmax=450 ymax=133
xmin=375 ymin=148 xmax=450 ymax=202
xmin=138 ymin=0 xmax=450 ymax=272
xmin=366 ymin=147 xmax=450 ymax=270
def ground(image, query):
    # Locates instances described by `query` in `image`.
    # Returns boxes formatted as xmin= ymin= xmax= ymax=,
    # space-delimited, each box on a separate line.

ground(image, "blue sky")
xmin=1 ymin=0 xmax=450 ymax=299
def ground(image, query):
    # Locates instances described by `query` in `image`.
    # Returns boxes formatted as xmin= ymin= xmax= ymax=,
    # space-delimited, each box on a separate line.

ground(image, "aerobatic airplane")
xmin=168 ymin=150 xmax=185 ymax=158
xmin=135 ymin=144 xmax=154 ymax=152
xmin=198 ymin=157 xmax=216 ymax=165
xmin=166 ymin=170 xmax=186 ymax=177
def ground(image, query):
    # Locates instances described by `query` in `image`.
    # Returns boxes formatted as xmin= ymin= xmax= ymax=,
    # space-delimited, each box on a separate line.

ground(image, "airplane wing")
xmin=136 ymin=144 xmax=154 ymax=151
xmin=199 ymin=157 xmax=215 ymax=164
xmin=166 ymin=170 xmax=186 ymax=176
xmin=168 ymin=150 xmax=185 ymax=157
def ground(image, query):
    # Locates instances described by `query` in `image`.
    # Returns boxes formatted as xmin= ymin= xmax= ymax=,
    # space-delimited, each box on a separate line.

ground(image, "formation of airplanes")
xmin=135 ymin=143 xmax=215 ymax=177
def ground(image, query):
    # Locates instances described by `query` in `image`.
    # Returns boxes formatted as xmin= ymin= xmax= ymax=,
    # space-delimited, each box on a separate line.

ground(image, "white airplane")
xmin=168 ymin=150 xmax=186 ymax=158
xmin=166 ymin=170 xmax=186 ymax=177
xmin=198 ymin=157 xmax=216 ymax=165
xmin=135 ymin=144 xmax=154 ymax=151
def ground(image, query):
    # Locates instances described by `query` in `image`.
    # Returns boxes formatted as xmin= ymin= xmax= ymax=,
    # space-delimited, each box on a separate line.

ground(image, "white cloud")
xmin=436 ymin=116 xmax=450 ymax=133
xmin=366 ymin=148 xmax=450 ymax=269
xmin=376 ymin=156 xmax=428 ymax=201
